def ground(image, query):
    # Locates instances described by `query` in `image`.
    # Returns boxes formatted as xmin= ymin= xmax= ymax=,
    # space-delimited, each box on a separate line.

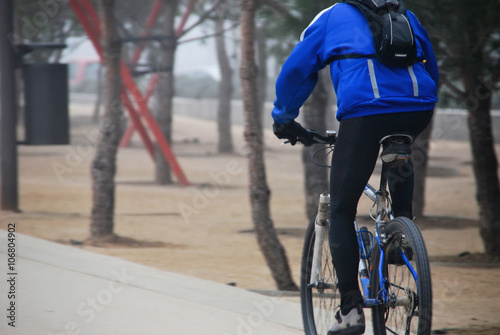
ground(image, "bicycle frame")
xmin=308 ymin=162 xmax=419 ymax=308
xmin=360 ymin=163 xmax=419 ymax=307
xmin=300 ymin=132 xmax=432 ymax=335
xmin=360 ymin=181 xmax=392 ymax=307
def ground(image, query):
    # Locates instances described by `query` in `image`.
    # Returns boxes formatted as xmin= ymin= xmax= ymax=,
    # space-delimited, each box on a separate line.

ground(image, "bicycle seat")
xmin=379 ymin=134 xmax=413 ymax=166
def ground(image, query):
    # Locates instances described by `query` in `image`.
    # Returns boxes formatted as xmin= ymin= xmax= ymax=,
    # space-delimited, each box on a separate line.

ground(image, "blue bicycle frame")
xmin=357 ymin=180 xmax=419 ymax=308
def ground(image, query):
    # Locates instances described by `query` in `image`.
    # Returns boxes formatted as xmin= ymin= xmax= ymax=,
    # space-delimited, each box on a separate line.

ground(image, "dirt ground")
xmin=2 ymin=105 xmax=500 ymax=334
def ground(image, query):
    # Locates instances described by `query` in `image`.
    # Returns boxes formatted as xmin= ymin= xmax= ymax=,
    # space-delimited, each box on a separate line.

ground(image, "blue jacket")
xmin=272 ymin=3 xmax=439 ymax=124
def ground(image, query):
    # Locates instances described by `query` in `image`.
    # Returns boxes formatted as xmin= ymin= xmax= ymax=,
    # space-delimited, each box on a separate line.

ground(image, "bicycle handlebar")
xmin=282 ymin=130 xmax=337 ymax=146
xmin=310 ymin=130 xmax=337 ymax=145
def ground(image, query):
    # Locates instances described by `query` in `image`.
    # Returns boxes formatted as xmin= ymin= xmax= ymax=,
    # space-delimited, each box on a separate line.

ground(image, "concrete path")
xmin=0 ymin=233 xmax=304 ymax=335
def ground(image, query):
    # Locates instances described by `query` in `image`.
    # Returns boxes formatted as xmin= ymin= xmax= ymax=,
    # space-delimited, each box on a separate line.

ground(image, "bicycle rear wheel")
xmin=371 ymin=217 xmax=432 ymax=335
xmin=301 ymin=213 xmax=340 ymax=335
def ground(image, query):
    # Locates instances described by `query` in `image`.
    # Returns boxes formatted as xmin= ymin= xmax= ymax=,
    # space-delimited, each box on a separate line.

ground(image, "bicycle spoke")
xmin=386 ymin=326 xmax=399 ymax=335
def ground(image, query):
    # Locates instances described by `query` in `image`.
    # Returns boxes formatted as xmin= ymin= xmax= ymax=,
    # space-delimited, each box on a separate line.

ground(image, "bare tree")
xmin=240 ymin=0 xmax=298 ymax=291
xmin=413 ymin=0 xmax=500 ymax=260
xmin=153 ymin=0 xmax=224 ymax=183
xmin=256 ymin=23 xmax=268 ymax=119
xmin=153 ymin=0 xmax=178 ymax=184
xmin=89 ymin=0 xmax=123 ymax=239
xmin=302 ymin=70 xmax=329 ymax=219
xmin=215 ymin=5 xmax=234 ymax=153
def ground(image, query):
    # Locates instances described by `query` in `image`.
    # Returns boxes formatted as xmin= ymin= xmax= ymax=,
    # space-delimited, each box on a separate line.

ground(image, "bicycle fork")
xmin=308 ymin=192 xmax=374 ymax=295
xmin=309 ymin=192 xmax=333 ymax=289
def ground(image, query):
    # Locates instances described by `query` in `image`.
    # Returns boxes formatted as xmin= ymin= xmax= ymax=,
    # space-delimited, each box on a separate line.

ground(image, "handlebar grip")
xmin=281 ymin=130 xmax=337 ymax=146
xmin=309 ymin=130 xmax=337 ymax=145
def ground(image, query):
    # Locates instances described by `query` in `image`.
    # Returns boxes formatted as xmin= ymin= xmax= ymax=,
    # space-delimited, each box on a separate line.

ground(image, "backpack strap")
xmin=328 ymin=53 xmax=376 ymax=63
xmin=327 ymin=0 xmax=387 ymax=63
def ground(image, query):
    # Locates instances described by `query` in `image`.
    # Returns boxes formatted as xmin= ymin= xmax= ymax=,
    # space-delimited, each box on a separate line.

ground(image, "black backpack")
xmin=336 ymin=0 xmax=417 ymax=67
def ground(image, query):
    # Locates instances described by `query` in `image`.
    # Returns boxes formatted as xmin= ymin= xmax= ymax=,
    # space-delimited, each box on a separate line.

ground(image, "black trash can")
xmin=23 ymin=63 xmax=69 ymax=145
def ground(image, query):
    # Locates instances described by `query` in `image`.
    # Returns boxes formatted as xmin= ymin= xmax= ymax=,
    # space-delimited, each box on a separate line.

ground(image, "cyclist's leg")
xmin=385 ymin=110 xmax=434 ymax=218
xmin=387 ymin=159 xmax=414 ymax=218
xmin=329 ymin=116 xmax=381 ymax=314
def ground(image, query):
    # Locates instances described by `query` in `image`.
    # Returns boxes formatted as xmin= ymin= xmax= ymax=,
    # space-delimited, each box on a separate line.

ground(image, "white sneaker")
xmin=327 ymin=305 xmax=365 ymax=335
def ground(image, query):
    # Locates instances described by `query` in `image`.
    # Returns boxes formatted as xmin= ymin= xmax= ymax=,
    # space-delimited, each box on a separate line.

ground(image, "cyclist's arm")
xmin=272 ymin=8 xmax=332 ymax=125
xmin=408 ymin=11 xmax=439 ymax=87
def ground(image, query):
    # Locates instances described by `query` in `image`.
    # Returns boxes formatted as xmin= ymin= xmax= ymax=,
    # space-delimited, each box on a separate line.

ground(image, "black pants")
xmin=328 ymin=110 xmax=433 ymax=312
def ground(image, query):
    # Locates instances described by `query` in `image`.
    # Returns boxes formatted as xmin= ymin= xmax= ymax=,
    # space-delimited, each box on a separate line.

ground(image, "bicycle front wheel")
xmin=300 ymin=213 xmax=340 ymax=335
xmin=371 ymin=217 xmax=432 ymax=335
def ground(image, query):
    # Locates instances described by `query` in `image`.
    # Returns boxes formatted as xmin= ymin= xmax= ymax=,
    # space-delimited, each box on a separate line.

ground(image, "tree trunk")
xmin=302 ymin=70 xmax=329 ymax=219
xmin=215 ymin=9 xmax=234 ymax=153
xmin=240 ymin=0 xmax=298 ymax=291
xmin=90 ymin=0 xmax=123 ymax=238
xmin=464 ymin=75 xmax=500 ymax=260
xmin=411 ymin=118 xmax=433 ymax=219
xmin=92 ymin=64 xmax=103 ymax=124
xmin=256 ymin=24 xmax=268 ymax=121
xmin=154 ymin=0 xmax=178 ymax=184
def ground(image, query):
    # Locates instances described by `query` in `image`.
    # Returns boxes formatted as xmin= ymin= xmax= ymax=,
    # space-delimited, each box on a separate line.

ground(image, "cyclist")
xmin=272 ymin=2 xmax=438 ymax=335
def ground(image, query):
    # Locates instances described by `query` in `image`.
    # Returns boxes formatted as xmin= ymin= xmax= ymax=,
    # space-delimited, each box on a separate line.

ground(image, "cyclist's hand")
xmin=273 ymin=120 xmax=314 ymax=146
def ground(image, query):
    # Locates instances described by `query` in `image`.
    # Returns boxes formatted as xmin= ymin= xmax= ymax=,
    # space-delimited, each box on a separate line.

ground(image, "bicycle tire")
xmin=300 ymin=213 xmax=340 ymax=335
xmin=370 ymin=217 xmax=432 ymax=335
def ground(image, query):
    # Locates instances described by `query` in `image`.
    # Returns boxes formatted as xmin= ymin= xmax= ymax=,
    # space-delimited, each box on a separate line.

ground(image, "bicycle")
xmin=290 ymin=130 xmax=432 ymax=335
